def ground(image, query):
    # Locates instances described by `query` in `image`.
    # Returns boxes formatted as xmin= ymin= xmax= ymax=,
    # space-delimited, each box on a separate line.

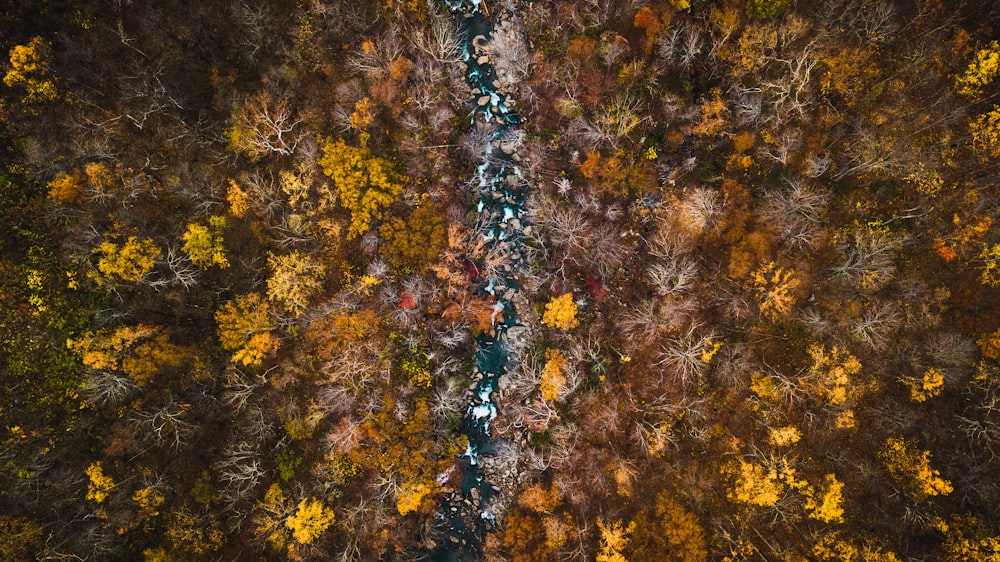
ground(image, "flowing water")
xmin=433 ymin=1 xmax=527 ymax=559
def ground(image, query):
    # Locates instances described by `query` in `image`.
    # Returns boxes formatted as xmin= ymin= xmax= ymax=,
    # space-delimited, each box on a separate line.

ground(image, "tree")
xmin=181 ymin=216 xmax=229 ymax=269
xmin=319 ymin=138 xmax=403 ymax=238
xmin=67 ymin=324 xmax=186 ymax=386
xmin=226 ymin=91 xmax=300 ymax=160
xmin=94 ymin=236 xmax=162 ymax=283
xmin=746 ymin=0 xmax=786 ymax=20
xmin=970 ymin=106 xmax=1000 ymax=159
xmin=215 ymin=293 xmax=280 ymax=367
xmin=266 ymin=251 xmax=325 ymax=315
xmin=805 ymin=343 xmax=863 ymax=408
xmin=803 ymin=474 xmax=845 ymax=524
xmin=396 ymin=479 xmax=437 ymax=515
xmin=86 ymin=461 xmax=116 ymax=503
xmin=539 ymin=348 xmax=568 ymax=402
xmin=542 ymin=293 xmax=579 ymax=330
xmin=596 ymin=518 xmax=635 ymax=562
xmin=979 ymin=328 xmax=1000 ymax=360
xmin=880 ymin=437 xmax=952 ymax=500
xmin=285 ymin=497 xmax=335 ymax=545
xmin=956 ymin=41 xmax=1000 ymax=99
xmin=0 ymin=517 xmax=43 ymax=560
xmin=903 ymin=367 xmax=944 ymax=402
xmin=940 ymin=515 xmax=1000 ymax=562
xmin=629 ymin=491 xmax=708 ymax=561
xmin=3 ymin=36 xmax=56 ymax=103
xmin=47 ymin=170 xmax=86 ymax=203
xmin=979 ymin=243 xmax=1000 ymax=287
xmin=378 ymin=203 xmax=446 ymax=271
xmin=727 ymin=459 xmax=785 ymax=507
xmin=751 ymin=262 xmax=800 ymax=320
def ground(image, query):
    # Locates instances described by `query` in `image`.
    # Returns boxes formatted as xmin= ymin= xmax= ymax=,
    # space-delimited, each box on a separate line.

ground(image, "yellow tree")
xmin=68 ymin=324 xmax=185 ymax=386
xmin=47 ymin=170 xmax=86 ymax=203
xmin=803 ymin=474 xmax=845 ymax=524
xmin=3 ymin=36 xmax=57 ymax=103
xmin=86 ymin=461 xmax=116 ymax=503
xmin=970 ymin=106 xmax=1000 ymax=159
xmin=539 ymin=348 xmax=568 ymax=402
xmin=880 ymin=437 xmax=952 ymax=500
xmin=597 ymin=518 xmax=635 ymax=562
xmin=629 ymin=490 xmax=708 ymax=561
xmin=266 ymin=251 xmax=325 ymax=315
xmin=94 ymin=236 xmax=162 ymax=283
xmin=940 ymin=515 xmax=1000 ymax=562
xmin=979 ymin=328 xmax=1000 ymax=360
xmin=396 ymin=479 xmax=439 ymax=515
xmin=68 ymin=324 xmax=160 ymax=372
xmin=903 ymin=367 xmax=944 ymax=402
xmin=805 ymin=343 xmax=863 ymax=408
xmin=319 ymin=138 xmax=403 ymax=238
xmin=979 ymin=243 xmax=1000 ymax=287
xmin=215 ymin=293 xmax=280 ymax=367
xmin=957 ymin=41 xmax=1000 ymax=99
xmin=285 ymin=498 xmax=335 ymax=545
xmin=727 ymin=459 xmax=785 ymax=507
xmin=542 ymin=293 xmax=579 ymax=330
xmin=182 ymin=216 xmax=229 ymax=269
xmin=0 ymin=517 xmax=43 ymax=560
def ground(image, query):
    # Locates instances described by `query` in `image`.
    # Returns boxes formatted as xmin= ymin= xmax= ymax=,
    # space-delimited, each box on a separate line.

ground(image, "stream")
xmin=432 ymin=0 xmax=528 ymax=559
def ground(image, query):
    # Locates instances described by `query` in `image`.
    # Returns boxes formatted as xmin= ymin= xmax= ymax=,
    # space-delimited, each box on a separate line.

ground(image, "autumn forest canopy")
xmin=3 ymin=0 xmax=1000 ymax=560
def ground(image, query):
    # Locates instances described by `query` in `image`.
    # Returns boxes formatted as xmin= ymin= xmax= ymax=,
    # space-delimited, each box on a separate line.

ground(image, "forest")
xmin=2 ymin=0 xmax=1000 ymax=560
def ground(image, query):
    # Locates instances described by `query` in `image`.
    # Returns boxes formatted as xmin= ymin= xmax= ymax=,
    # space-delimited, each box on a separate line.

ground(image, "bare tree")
xmin=227 ymin=92 xmax=301 ymax=159
xmin=831 ymin=222 xmax=905 ymax=292
xmin=850 ymin=300 xmax=901 ymax=350
xmin=654 ymin=324 xmax=716 ymax=386
xmin=216 ymin=441 xmax=266 ymax=508
xmin=646 ymin=252 xmax=700 ymax=297
xmin=128 ymin=401 xmax=198 ymax=451
xmin=81 ymin=370 xmax=139 ymax=407
xmin=760 ymin=177 xmax=829 ymax=252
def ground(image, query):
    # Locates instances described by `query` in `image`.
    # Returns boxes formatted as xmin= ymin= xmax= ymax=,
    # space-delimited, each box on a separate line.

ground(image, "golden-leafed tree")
xmin=542 ymin=293 xmax=579 ymax=330
xmin=629 ymin=490 xmax=708 ymax=561
xmin=378 ymin=203 xmax=446 ymax=271
xmin=596 ymin=517 xmax=635 ymax=562
xmin=182 ymin=216 xmax=229 ymax=269
xmin=3 ymin=36 xmax=57 ymax=104
xmin=285 ymin=497 xmax=334 ymax=545
xmin=319 ymin=138 xmax=403 ymax=238
xmin=803 ymin=474 xmax=845 ymax=524
xmin=94 ymin=236 xmax=162 ymax=283
xmin=68 ymin=324 xmax=186 ymax=387
xmin=726 ymin=458 xmax=786 ymax=507
xmin=226 ymin=91 xmax=300 ymax=160
xmin=266 ymin=251 xmax=325 ymax=315
xmin=750 ymin=261 xmax=800 ymax=320
xmin=0 ymin=517 xmax=43 ymax=560
xmin=880 ymin=437 xmax=952 ymax=500
xmin=804 ymin=343 xmax=863 ymax=409
xmin=956 ymin=40 xmax=1000 ymax=99
xmin=47 ymin=170 xmax=86 ymax=203
xmin=539 ymin=348 xmax=568 ymax=402
xmin=215 ymin=292 xmax=280 ymax=367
